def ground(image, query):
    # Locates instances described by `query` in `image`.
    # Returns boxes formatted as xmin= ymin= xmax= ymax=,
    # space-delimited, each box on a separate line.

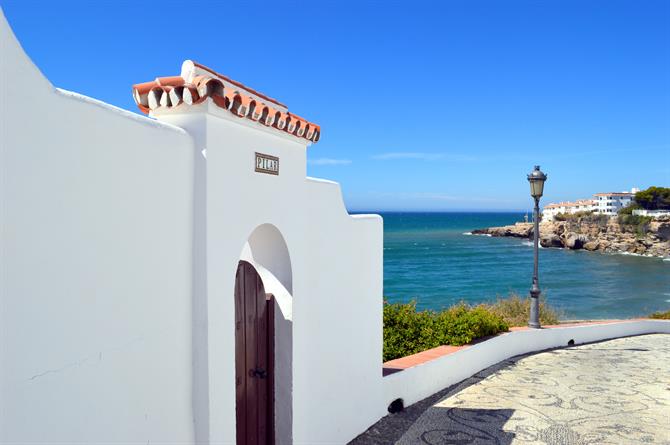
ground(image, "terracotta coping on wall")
xmin=132 ymin=62 xmax=320 ymax=143
xmin=382 ymin=319 xmax=645 ymax=376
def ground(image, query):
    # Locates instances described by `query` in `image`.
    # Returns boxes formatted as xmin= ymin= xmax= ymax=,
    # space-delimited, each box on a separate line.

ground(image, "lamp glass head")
xmin=527 ymin=165 xmax=547 ymax=198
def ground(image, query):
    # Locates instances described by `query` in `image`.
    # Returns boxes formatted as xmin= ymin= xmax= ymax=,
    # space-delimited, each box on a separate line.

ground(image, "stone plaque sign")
xmin=255 ymin=152 xmax=279 ymax=175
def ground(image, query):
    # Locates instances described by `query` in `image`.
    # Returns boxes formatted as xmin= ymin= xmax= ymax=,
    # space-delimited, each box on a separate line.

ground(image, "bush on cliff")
xmin=649 ymin=310 xmax=670 ymax=320
xmin=383 ymin=294 xmax=563 ymax=361
xmin=383 ymin=300 xmax=508 ymax=361
xmin=488 ymin=293 xmax=561 ymax=326
xmin=554 ymin=211 xmax=608 ymax=225
xmin=618 ymin=202 xmax=642 ymax=215
xmin=617 ymin=214 xmax=653 ymax=237
xmin=553 ymin=211 xmax=593 ymax=222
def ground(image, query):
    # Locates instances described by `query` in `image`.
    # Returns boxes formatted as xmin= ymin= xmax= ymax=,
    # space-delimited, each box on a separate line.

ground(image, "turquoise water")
xmin=374 ymin=212 xmax=670 ymax=320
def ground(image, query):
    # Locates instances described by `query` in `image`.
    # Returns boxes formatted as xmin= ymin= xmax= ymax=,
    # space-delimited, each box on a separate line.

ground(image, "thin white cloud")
xmin=371 ymin=152 xmax=478 ymax=161
xmin=308 ymin=158 xmax=352 ymax=166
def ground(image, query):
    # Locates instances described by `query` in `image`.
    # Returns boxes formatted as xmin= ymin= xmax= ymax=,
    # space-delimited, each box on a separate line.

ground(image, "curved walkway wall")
xmin=383 ymin=320 xmax=670 ymax=412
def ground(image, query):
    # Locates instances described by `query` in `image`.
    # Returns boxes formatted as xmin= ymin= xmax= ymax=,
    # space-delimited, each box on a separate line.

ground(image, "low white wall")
xmin=633 ymin=209 xmax=670 ymax=218
xmin=383 ymin=320 xmax=670 ymax=410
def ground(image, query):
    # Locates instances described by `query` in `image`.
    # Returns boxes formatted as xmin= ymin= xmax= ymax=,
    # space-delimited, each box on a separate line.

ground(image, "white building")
xmin=543 ymin=188 xmax=640 ymax=221
xmin=594 ymin=189 xmax=637 ymax=215
xmin=542 ymin=199 xmax=596 ymax=221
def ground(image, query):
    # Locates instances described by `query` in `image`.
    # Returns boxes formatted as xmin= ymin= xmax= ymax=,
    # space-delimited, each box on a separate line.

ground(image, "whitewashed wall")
xmin=156 ymin=105 xmax=385 ymax=444
xmin=0 ymin=10 xmax=196 ymax=443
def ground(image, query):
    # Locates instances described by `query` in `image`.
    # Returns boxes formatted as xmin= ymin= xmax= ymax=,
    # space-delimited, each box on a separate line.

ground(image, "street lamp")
xmin=527 ymin=165 xmax=547 ymax=329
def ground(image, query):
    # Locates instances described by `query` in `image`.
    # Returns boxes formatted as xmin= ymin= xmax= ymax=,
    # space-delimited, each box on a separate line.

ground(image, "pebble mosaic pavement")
xmin=352 ymin=334 xmax=670 ymax=445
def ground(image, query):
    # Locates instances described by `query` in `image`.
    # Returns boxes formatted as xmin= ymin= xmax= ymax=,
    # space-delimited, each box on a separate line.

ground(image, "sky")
xmin=2 ymin=0 xmax=668 ymax=211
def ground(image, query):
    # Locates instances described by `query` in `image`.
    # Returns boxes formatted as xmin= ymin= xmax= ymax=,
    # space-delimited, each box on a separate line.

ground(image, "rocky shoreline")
xmin=472 ymin=216 xmax=670 ymax=258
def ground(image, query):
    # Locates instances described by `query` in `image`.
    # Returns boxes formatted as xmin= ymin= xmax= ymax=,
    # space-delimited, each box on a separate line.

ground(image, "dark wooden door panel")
xmin=244 ymin=264 xmax=260 ymax=444
xmin=235 ymin=265 xmax=247 ymax=445
xmin=256 ymin=276 xmax=269 ymax=443
xmin=235 ymin=261 xmax=274 ymax=445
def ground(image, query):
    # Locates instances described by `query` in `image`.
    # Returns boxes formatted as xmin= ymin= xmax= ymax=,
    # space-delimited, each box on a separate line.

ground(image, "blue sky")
xmin=2 ymin=0 xmax=668 ymax=211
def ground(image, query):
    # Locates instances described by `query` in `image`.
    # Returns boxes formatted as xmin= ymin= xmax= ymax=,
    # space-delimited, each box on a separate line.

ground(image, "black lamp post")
xmin=527 ymin=165 xmax=547 ymax=329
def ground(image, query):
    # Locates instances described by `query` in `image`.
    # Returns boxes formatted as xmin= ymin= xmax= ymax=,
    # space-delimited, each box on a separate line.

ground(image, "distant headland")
xmin=473 ymin=186 xmax=670 ymax=258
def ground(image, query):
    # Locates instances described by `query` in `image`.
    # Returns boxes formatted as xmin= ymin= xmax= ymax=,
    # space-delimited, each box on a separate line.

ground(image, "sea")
xmin=367 ymin=212 xmax=670 ymax=320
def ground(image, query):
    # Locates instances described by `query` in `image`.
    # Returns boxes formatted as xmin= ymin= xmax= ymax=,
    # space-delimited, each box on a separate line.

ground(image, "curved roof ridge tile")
xmin=132 ymin=64 xmax=319 ymax=142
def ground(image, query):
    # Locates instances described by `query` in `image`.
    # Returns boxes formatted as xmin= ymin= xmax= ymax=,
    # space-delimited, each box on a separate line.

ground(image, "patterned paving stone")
xmin=353 ymin=334 xmax=670 ymax=445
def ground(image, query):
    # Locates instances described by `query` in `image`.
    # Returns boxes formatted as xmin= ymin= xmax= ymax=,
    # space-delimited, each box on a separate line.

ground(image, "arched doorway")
xmin=237 ymin=224 xmax=293 ymax=444
xmin=235 ymin=260 xmax=274 ymax=445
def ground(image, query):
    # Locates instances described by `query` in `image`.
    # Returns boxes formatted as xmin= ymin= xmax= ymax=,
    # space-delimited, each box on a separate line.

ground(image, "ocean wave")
xmin=520 ymin=241 xmax=545 ymax=249
xmin=614 ymin=251 xmax=658 ymax=259
xmin=462 ymin=232 xmax=493 ymax=237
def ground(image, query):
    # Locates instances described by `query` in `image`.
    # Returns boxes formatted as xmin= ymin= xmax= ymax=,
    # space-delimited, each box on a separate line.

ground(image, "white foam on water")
xmin=614 ymin=251 xmax=658 ymax=259
xmin=462 ymin=232 xmax=472 ymax=236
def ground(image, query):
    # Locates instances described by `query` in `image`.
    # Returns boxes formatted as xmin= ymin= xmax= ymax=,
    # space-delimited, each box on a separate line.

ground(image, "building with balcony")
xmin=594 ymin=189 xmax=638 ymax=215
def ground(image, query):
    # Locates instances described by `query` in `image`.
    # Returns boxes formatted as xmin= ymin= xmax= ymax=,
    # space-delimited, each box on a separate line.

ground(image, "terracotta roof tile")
xmin=594 ymin=192 xmax=634 ymax=197
xmin=132 ymin=61 xmax=319 ymax=143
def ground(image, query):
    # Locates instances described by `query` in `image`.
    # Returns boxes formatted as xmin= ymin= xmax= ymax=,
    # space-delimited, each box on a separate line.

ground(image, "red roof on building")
xmin=594 ymin=192 xmax=633 ymax=197
xmin=132 ymin=61 xmax=320 ymax=143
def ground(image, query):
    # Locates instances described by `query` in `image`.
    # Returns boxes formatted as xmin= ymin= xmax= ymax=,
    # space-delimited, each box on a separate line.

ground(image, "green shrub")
xmin=553 ymin=211 xmax=592 ymax=222
xmin=554 ymin=211 xmax=607 ymax=225
xmin=383 ymin=300 xmax=441 ymax=362
xmin=649 ymin=310 xmax=670 ymax=320
xmin=434 ymin=304 xmax=509 ymax=345
xmin=634 ymin=187 xmax=670 ymax=210
xmin=487 ymin=293 xmax=561 ymax=326
xmin=383 ymin=300 xmax=508 ymax=361
xmin=618 ymin=214 xmax=652 ymax=226
xmin=618 ymin=202 xmax=642 ymax=215
xmin=617 ymin=214 xmax=653 ymax=237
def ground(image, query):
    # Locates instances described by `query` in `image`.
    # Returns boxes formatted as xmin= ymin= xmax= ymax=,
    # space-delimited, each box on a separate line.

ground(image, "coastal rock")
xmin=474 ymin=215 xmax=670 ymax=258
xmin=540 ymin=234 xmax=563 ymax=248
xmin=649 ymin=219 xmax=670 ymax=241
xmin=583 ymin=241 xmax=599 ymax=251
xmin=565 ymin=233 xmax=587 ymax=250
xmin=472 ymin=222 xmax=532 ymax=238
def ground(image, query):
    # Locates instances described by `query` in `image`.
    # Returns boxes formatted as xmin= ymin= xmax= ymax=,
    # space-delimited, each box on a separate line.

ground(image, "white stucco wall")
xmin=0 ymin=10 xmax=197 ymax=443
xmin=156 ymin=104 xmax=385 ymax=444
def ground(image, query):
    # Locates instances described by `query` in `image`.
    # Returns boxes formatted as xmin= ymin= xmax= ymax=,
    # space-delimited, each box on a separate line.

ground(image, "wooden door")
xmin=235 ymin=261 xmax=274 ymax=445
